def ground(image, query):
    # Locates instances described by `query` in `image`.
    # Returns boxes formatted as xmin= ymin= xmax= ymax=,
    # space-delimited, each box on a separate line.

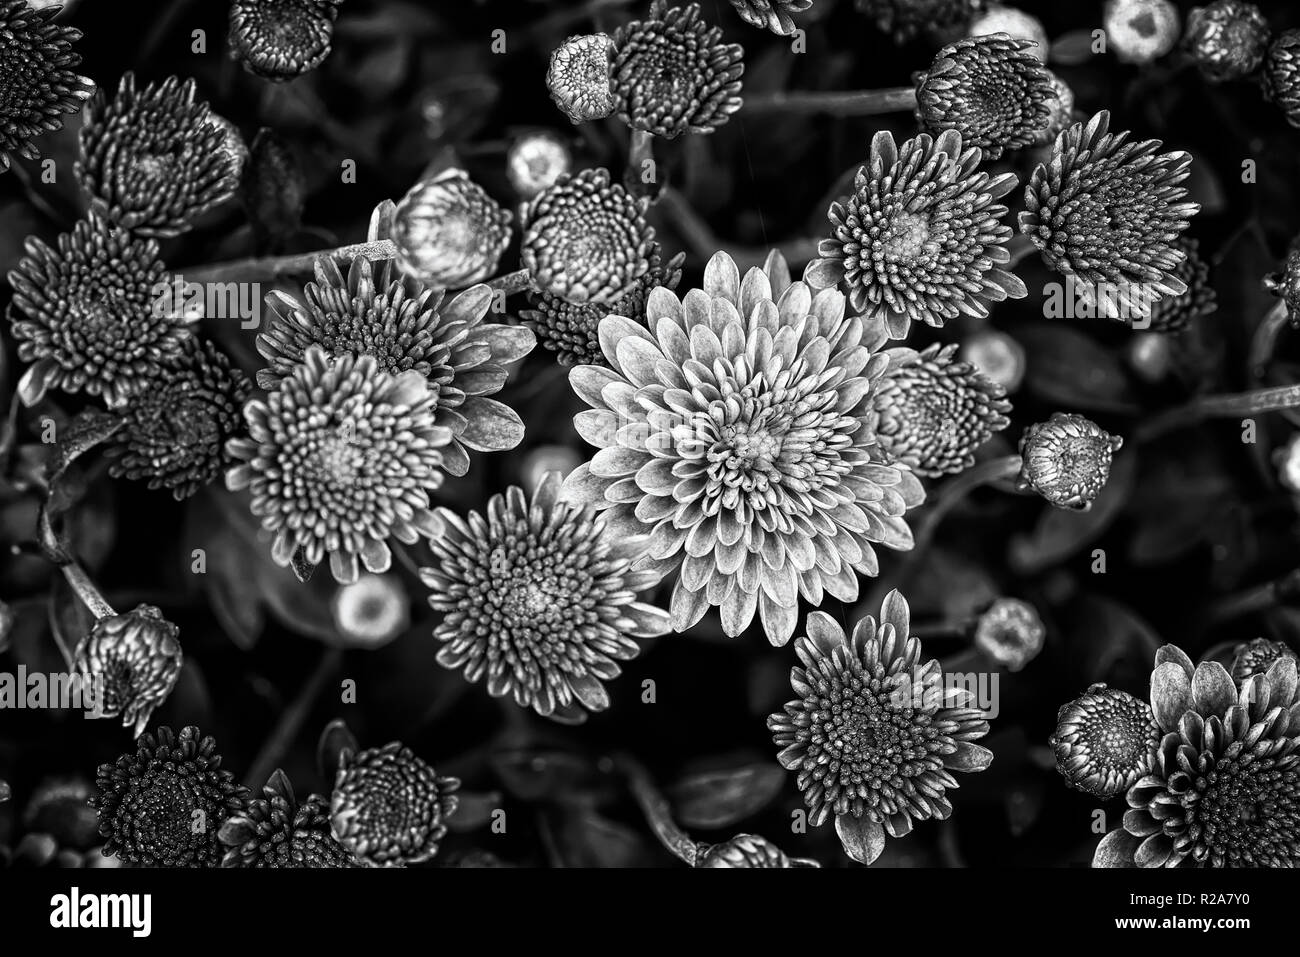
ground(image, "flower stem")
xmin=1137 ymin=383 xmax=1300 ymax=443
xmin=485 ymin=268 xmax=534 ymax=296
xmin=743 ymin=87 xmax=918 ymax=116
xmin=627 ymin=129 xmax=657 ymax=198
xmin=187 ymin=240 xmax=399 ymax=285
xmin=614 ymin=752 xmax=699 ymax=866
xmin=245 ymin=646 xmax=344 ymax=791
xmin=61 ymin=561 xmax=116 ymax=621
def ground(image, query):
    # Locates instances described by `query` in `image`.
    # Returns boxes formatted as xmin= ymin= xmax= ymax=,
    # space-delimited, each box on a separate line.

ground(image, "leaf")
xmin=553 ymin=807 xmax=651 ymax=868
xmin=835 ymin=814 xmax=886 ymax=865
xmin=316 ymin=719 xmax=360 ymax=782
xmin=668 ymin=762 xmax=786 ymax=829
xmin=1050 ymin=29 xmax=1100 ymax=66
xmin=491 ymin=750 xmax=610 ymax=803
xmin=45 ymin=408 xmax=124 ymax=495
xmin=1018 ymin=323 xmax=1139 ymax=414
xmin=1009 ymin=451 xmax=1135 ymax=573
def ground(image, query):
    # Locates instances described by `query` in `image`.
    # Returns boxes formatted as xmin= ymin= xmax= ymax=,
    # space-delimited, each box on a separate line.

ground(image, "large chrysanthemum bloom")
xmin=914 ymin=34 xmax=1054 ymax=161
xmin=73 ymin=605 xmax=182 ymax=737
xmin=1050 ymin=684 xmax=1159 ymax=799
xmin=256 ymin=257 xmax=534 ymax=476
xmin=696 ymin=833 xmax=820 ymax=867
xmin=520 ymin=247 xmax=685 ymax=367
xmin=547 ymin=33 xmax=616 ymax=124
xmin=768 ymin=592 xmax=993 ymax=865
xmin=610 ymin=1 xmax=744 ymax=138
xmin=806 ymin=129 xmax=1025 ymax=342
xmin=226 ymin=348 xmax=454 ymax=584
xmin=1147 ymin=237 xmax=1216 ymax=333
xmin=1265 ymin=30 xmax=1300 ymax=128
xmin=390 ymin=168 xmax=514 ymax=289
xmin=729 ymin=0 xmax=812 ymax=37
xmin=0 ymin=0 xmax=94 ymax=172
xmin=330 ymin=743 xmax=460 ymax=866
xmin=105 ymin=337 xmax=251 ymax=500
xmin=229 ymin=0 xmax=340 ymax=82
xmin=868 ymin=343 xmax=1010 ymax=478
xmin=76 ymin=74 xmax=241 ymax=238
xmin=6 ymin=213 xmax=197 ymax=408
xmin=219 ymin=772 xmax=359 ymax=868
xmin=1016 ymin=413 xmax=1123 ymax=511
xmin=91 ymin=726 xmax=248 ymax=867
xmin=562 ymin=251 xmax=925 ymax=646
xmin=855 ymin=0 xmax=982 ymax=44
xmin=1184 ymin=1 xmax=1270 ymax=82
xmin=521 ymin=167 xmax=656 ymax=305
xmin=421 ymin=473 xmax=670 ymax=721
xmin=1094 ymin=646 xmax=1300 ymax=868
xmin=1020 ymin=111 xmax=1200 ymax=324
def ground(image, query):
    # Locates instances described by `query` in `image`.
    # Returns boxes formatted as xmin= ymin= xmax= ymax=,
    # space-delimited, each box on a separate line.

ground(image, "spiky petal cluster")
xmin=0 ymin=0 xmax=94 ymax=172
xmin=1020 ymin=112 xmax=1200 ymax=323
xmin=1147 ymin=237 xmax=1217 ymax=333
xmin=1265 ymin=30 xmax=1300 ymax=128
xmin=610 ymin=1 xmax=745 ymax=138
xmin=421 ymin=473 xmax=671 ymax=721
xmin=768 ymin=592 xmax=993 ymax=865
xmin=1094 ymin=646 xmax=1300 ymax=868
xmin=73 ymin=605 xmax=183 ymax=737
xmin=1016 ymin=413 xmax=1123 ymax=512
xmin=854 ymin=0 xmax=983 ymax=44
xmin=226 ymin=348 xmax=453 ymax=584
xmin=868 ymin=343 xmax=1010 ymax=478
xmin=728 ymin=0 xmax=812 ymax=37
xmin=696 ymin=833 xmax=820 ymax=867
xmin=330 ymin=743 xmax=461 ymax=866
xmin=914 ymin=34 xmax=1054 ymax=161
xmin=1050 ymin=684 xmax=1159 ymax=799
xmin=256 ymin=257 xmax=534 ymax=475
xmin=229 ymin=0 xmax=340 ymax=81
xmin=219 ymin=772 xmax=359 ymax=868
xmin=547 ymin=33 xmax=617 ymax=124
xmin=6 ymin=213 xmax=197 ymax=408
xmin=563 ymin=251 xmax=924 ymax=647
xmin=76 ymin=74 xmax=241 ymax=237
xmin=1183 ymin=1 xmax=1270 ymax=82
xmin=807 ymin=129 xmax=1025 ymax=341
xmin=390 ymin=168 xmax=513 ymax=289
xmin=521 ymin=167 xmax=656 ymax=305
xmin=91 ymin=727 xmax=248 ymax=867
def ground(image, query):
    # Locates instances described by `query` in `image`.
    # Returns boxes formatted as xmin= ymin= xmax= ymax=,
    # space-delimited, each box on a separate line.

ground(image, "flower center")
xmin=882 ymin=211 xmax=934 ymax=263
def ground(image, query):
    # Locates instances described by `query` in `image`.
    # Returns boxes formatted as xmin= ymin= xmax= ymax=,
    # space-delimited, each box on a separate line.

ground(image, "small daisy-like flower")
xmin=1265 ymin=248 xmax=1300 ymax=328
xmin=220 ymin=772 xmax=359 ymax=868
xmin=521 ymin=167 xmax=656 ymax=305
xmin=0 ymin=0 xmax=94 ymax=172
xmin=807 ymin=129 xmax=1026 ymax=341
xmin=225 ymin=348 xmax=454 ymax=584
xmin=611 ymin=1 xmax=744 ymax=138
xmin=73 ymin=605 xmax=182 ymax=737
xmin=855 ymin=0 xmax=982 ymax=44
xmin=104 ymin=337 xmax=251 ymax=500
xmin=914 ymin=34 xmax=1054 ymax=161
xmin=1104 ymin=0 xmax=1181 ymax=65
xmin=696 ymin=834 xmax=820 ymax=867
xmin=973 ymin=597 xmax=1044 ymax=672
xmin=1147 ymin=237 xmax=1216 ymax=333
xmin=229 ymin=0 xmax=340 ymax=82
xmin=6 ymin=213 xmax=196 ymax=408
xmin=564 ymin=251 xmax=925 ymax=646
xmin=390 ymin=168 xmax=513 ymax=289
xmin=421 ymin=473 xmax=671 ymax=721
xmin=330 ymin=743 xmax=460 ymax=865
xmin=1051 ymin=684 xmax=1159 ymax=799
xmin=331 ymin=574 xmax=409 ymax=648
xmin=77 ymin=74 xmax=241 ymax=238
xmin=728 ymin=0 xmax=812 ymax=37
xmin=1016 ymin=413 xmax=1123 ymax=511
xmin=1264 ymin=30 xmax=1300 ymax=128
xmin=1183 ymin=1 xmax=1270 ymax=82
xmin=547 ymin=34 xmax=616 ymax=124
xmin=507 ymin=131 xmax=572 ymax=199
xmin=1229 ymin=638 xmax=1297 ymax=684
xmin=768 ymin=592 xmax=993 ymax=864
xmin=257 ymin=256 xmax=534 ymax=475
xmin=1094 ymin=645 xmax=1300 ymax=867
xmin=960 ymin=328 xmax=1025 ymax=393
xmin=970 ymin=6 xmax=1048 ymax=60
xmin=92 ymin=726 xmax=248 ymax=867
xmin=1020 ymin=111 xmax=1199 ymax=323
xmin=1029 ymin=70 xmax=1075 ymax=147
xmin=520 ymin=247 xmax=685 ymax=366
xmin=868 ymin=343 xmax=1011 ymax=478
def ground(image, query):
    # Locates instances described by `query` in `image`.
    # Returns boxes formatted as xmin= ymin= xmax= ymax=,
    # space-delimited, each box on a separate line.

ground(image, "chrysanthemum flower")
xmin=768 ymin=592 xmax=993 ymax=864
xmin=1104 ymin=0 xmax=1181 ymax=65
xmin=973 ymin=597 xmax=1044 ymax=672
xmin=970 ymin=6 xmax=1048 ymax=60
xmin=520 ymin=167 xmax=656 ymax=305
xmin=611 ymin=1 xmax=744 ymax=138
xmin=1050 ymin=684 xmax=1159 ymax=799
xmin=960 ymin=328 xmax=1025 ymax=392
xmin=855 ymin=0 xmax=982 ymax=44
xmin=1265 ymin=30 xmax=1300 ymax=128
xmin=1183 ymin=1 xmax=1270 ymax=82
xmin=728 ymin=0 xmax=812 ymax=37
xmin=229 ymin=0 xmax=340 ymax=82
xmin=547 ymin=34 xmax=616 ymax=124
xmin=1229 ymin=638 xmax=1297 ymax=684
xmin=390 ymin=168 xmax=513 ymax=289
xmin=914 ymin=34 xmax=1054 ymax=161
xmin=1094 ymin=646 xmax=1300 ymax=867
xmin=520 ymin=247 xmax=685 ymax=367
xmin=1147 ymin=236 xmax=1216 ymax=333
xmin=6 ymin=213 xmax=197 ymax=408
xmin=226 ymin=348 xmax=454 ymax=584
xmin=330 ymin=743 xmax=460 ymax=865
xmin=0 ymin=0 xmax=94 ymax=172
xmin=807 ymin=129 xmax=1025 ymax=341
xmin=868 ymin=343 xmax=1011 ymax=478
xmin=1030 ymin=71 xmax=1076 ymax=147
xmin=1020 ymin=112 xmax=1199 ymax=323
xmin=92 ymin=726 xmax=248 ymax=867
xmin=421 ymin=472 xmax=671 ymax=721
xmin=1016 ymin=413 xmax=1123 ymax=511
xmin=696 ymin=833 xmax=820 ymax=867
xmin=563 ymin=251 xmax=925 ymax=646
xmin=73 ymin=604 xmax=182 ymax=737
xmin=331 ymin=573 xmax=409 ymax=648
xmin=219 ymin=772 xmax=359 ymax=868
xmin=256 ymin=257 xmax=534 ymax=475
xmin=507 ymin=131 xmax=572 ymax=199
xmin=104 ymin=338 xmax=251 ymax=500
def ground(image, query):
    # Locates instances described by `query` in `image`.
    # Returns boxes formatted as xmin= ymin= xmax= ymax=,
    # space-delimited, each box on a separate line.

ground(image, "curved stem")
xmin=187 ymin=240 xmax=399 ymax=286
xmin=1249 ymin=301 xmax=1290 ymax=380
xmin=245 ymin=647 xmax=344 ymax=791
xmin=614 ymin=752 xmax=698 ymax=866
xmin=743 ymin=87 xmax=918 ymax=117
xmin=1137 ymin=383 xmax=1300 ymax=443
xmin=61 ymin=562 xmax=116 ymax=621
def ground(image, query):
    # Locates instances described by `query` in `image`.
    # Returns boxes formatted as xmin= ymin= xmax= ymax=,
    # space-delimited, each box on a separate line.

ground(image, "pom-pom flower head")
xmin=220 ymin=771 xmax=358 ymax=868
xmin=74 ymin=605 xmax=183 ymax=737
xmin=547 ymin=34 xmax=616 ymax=124
xmin=563 ymin=251 xmax=925 ymax=647
xmin=973 ymin=597 xmax=1044 ymax=672
xmin=421 ymin=473 xmax=671 ymax=722
xmin=1183 ymin=1 xmax=1270 ymax=82
xmin=611 ymin=1 xmax=744 ymax=138
xmin=807 ymin=129 xmax=1026 ymax=341
xmin=1016 ymin=413 xmax=1123 ymax=511
xmin=768 ymin=591 xmax=993 ymax=865
xmin=1050 ymin=684 xmax=1159 ymax=799
xmin=390 ymin=168 xmax=513 ymax=289
xmin=76 ymin=73 xmax=241 ymax=238
xmin=229 ymin=0 xmax=340 ymax=82
xmin=0 ymin=0 xmax=94 ymax=172
xmin=507 ymin=131 xmax=572 ymax=199
xmin=728 ymin=0 xmax=812 ymax=37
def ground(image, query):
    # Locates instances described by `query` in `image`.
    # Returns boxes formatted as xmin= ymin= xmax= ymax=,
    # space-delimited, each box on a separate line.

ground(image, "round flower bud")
xmin=1229 ymin=637 xmax=1297 ymax=683
xmin=970 ymin=6 xmax=1049 ymax=61
xmin=229 ymin=0 xmax=340 ymax=82
xmin=331 ymin=574 xmax=409 ymax=649
xmin=1183 ymin=1 xmax=1270 ymax=83
xmin=974 ymin=598 xmax=1045 ymax=672
xmin=1050 ymin=684 xmax=1159 ymax=799
xmin=1265 ymin=30 xmax=1300 ymax=128
xmin=960 ymin=328 xmax=1025 ymax=393
xmin=391 ymin=168 xmax=513 ymax=289
xmin=547 ymin=34 xmax=616 ymax=124
xmin=506 ymin=131 xmax=572 ymax=200
xmin=73 ymin=604 xmax=183 ymax=737
xmin=1103 ymin=0 xmax=1181 ymax=65
xmin=1016 ymin=413 xmax=1124 ymax=511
